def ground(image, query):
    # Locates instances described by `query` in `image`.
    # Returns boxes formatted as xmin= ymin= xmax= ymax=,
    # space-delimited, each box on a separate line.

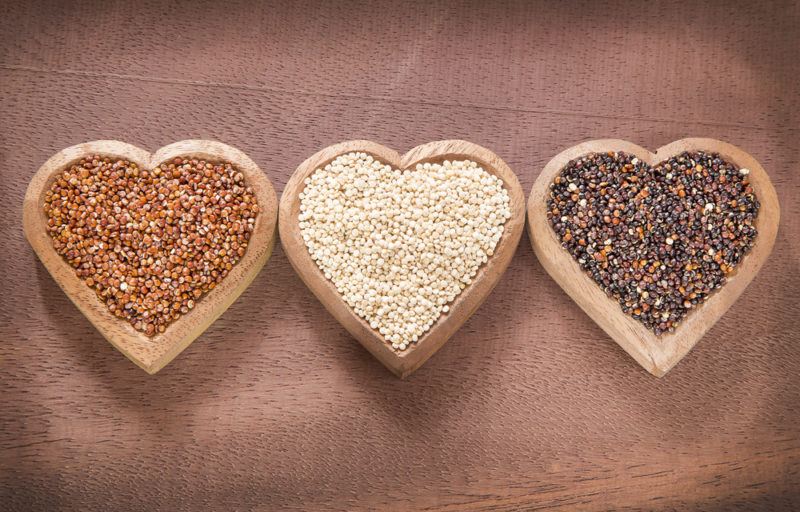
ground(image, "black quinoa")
xmin=546 ymin=150 xmax=759 ymax=335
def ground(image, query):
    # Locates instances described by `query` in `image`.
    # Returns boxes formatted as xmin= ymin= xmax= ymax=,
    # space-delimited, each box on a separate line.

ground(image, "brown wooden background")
xmin=2 ymin=1 xmax=799 ymax=510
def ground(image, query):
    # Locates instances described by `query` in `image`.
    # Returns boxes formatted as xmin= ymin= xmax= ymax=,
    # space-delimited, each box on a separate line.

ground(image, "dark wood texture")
xmin=1 ymin=1 xmax=799 ymax=510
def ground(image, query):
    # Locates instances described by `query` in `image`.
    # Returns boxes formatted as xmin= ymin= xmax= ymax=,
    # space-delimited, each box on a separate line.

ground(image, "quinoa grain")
xmin=547 ymin=151 xmax=759 ymax=335
xmin=44 ymin=156 xmax=259 ymax=336
xmin=299 ymin=152 xmax=511 ymax=350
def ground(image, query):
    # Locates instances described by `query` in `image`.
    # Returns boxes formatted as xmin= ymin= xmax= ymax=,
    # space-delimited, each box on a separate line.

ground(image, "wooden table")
xmin=2 ymin=1 xmax=798 ymax=510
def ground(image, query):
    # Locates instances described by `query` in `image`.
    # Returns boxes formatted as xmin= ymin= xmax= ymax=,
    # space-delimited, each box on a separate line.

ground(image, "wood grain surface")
xmin=1 ymin=0 xmax=799 ymax=510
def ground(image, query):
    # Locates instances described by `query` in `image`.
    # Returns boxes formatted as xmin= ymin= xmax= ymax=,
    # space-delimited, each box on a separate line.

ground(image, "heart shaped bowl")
xmin=23 ymin=140 xmax=278 ymax=374
xmin=280 ymin=140 xmax=525 ymax=378
xmin=528 ymin=138 xmax=780 ymax=377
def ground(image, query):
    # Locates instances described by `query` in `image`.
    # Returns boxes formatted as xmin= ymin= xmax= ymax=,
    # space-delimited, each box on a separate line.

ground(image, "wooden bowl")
xmin=23 ymin=140 xmax=278 ymax=374
xmin=528 ymin=138 xmax=780 ymax=377
xmin=279 ymin=140 xmax=525 ymax=377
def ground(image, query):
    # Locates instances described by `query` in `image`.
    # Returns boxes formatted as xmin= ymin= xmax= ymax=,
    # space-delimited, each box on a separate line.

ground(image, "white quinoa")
xmin=299 ymin=152 xmax=511 ymax=351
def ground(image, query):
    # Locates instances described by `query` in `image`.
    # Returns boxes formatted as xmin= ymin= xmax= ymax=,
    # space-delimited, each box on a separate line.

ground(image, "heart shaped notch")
xmin=280 ymin=140 xmax=525 ymax=377
xmin=528 ymin=138 xmax=780 ymax=377
xmin=23 ymin=140 xmax=278 ymax=374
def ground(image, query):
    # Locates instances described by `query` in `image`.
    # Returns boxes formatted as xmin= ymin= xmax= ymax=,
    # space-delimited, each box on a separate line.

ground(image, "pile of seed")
xmin=547 ymin=150 xmax=759 ymax=335
xmin=299 ymin=152 xmax=511 ymax=350
xmin=44 ymin=156 xmax=259 ymax=336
